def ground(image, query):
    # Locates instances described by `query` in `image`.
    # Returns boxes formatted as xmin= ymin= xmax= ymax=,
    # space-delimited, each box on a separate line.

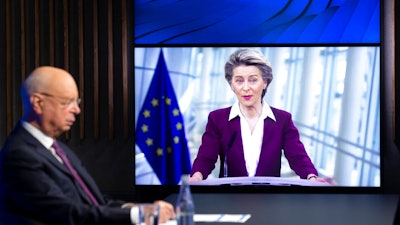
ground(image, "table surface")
xmin=165 ymin=193 xmax=399 ymax=225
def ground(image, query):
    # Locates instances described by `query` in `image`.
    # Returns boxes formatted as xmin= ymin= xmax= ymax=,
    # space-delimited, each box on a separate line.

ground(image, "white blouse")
xmin=229 ymin=101 xmax=276 ymax=176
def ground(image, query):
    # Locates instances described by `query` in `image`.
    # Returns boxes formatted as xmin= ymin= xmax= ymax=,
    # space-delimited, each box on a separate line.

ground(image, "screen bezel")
xmin=133 ymin=0 xmax=388 ymax=199
xmin=133 ymin=44 xmax=382 ymax=196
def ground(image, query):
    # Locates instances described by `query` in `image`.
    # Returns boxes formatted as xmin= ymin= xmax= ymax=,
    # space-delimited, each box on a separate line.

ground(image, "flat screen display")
xmin=133 ymin=0 xmax=381 ymax=192
xmin=134 ymin=46 xmax=380 ymax=188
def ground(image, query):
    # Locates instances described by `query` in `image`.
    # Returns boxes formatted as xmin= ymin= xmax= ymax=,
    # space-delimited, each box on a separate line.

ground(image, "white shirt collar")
xmin=21 ymin=120 xmax=54 ymax=149
xmin=229 ymin=101 xmax=276 ymax=122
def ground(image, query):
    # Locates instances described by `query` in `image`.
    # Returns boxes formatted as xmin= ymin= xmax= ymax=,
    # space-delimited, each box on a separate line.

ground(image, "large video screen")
xmin=134 ymin=46 xmax=380 ymax=188
xmin=134 ymin=0 xmax=381 ymax=190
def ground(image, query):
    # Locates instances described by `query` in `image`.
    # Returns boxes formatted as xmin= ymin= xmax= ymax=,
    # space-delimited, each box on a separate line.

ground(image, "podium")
xmin=190 ymin=176 xmax=331 ymax=186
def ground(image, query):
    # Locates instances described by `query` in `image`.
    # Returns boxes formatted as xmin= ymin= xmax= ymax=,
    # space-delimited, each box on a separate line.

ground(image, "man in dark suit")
xmin=0 ymin=66 xmax=175 ymax=225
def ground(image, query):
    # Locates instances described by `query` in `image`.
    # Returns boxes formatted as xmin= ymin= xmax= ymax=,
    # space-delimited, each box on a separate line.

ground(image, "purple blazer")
xmin=191 ymin=106 xmax=318 ymax=180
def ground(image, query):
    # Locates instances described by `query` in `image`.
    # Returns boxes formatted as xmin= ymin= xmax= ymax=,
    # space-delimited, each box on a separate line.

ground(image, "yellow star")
xmin=165 ymin=97 xmax=171 ymax=105
xmin=156 ymin=148 xmax=163 ymax=156
xmin=172 ymin=108 xmax=180 ymax=116
xmin=174 ymin=136 xmax=179 ymax=144
xmin=176 ymin=122 xmax=182 ymax=130
xmin=151 ymin=98 xmax=159 ymax=107
xmin=167 ymin=147 xmax=172 ymax=154
xmin=141 ymin=124 xmax=149 ymax=133
xmin=143 ymin=110 xmax=150 ymax=118
xmin=146 ymin=138 xmax=153 ymax=146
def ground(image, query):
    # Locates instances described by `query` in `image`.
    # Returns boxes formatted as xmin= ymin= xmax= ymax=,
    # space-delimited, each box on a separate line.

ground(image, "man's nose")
xmin=71 ymin=103 xmax=81 ymax=114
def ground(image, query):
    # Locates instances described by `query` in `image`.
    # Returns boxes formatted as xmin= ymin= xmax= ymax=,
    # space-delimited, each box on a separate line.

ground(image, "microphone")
xmin=224 ymin=131 xmax=237 ymax=178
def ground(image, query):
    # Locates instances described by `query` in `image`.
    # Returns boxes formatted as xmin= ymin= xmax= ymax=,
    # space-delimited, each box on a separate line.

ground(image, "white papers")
xmin=161 ymin=214 xmax=251 ymax=224
xmin=195 ymin=214 xmax=251 ymax=223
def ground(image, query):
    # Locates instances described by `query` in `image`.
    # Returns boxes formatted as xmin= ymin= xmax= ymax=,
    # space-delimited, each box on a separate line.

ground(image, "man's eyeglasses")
xmin=40 ymin=92 xmax=81 ymax=108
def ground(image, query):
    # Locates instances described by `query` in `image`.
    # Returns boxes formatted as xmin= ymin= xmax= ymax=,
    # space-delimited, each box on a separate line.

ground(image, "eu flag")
xmin=136 ymin=50 xmax=192 ymax=184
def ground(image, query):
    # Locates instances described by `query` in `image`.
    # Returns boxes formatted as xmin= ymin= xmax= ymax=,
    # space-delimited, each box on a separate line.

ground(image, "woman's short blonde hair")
xmin=224 ymin=48 xmax=273 ymax=98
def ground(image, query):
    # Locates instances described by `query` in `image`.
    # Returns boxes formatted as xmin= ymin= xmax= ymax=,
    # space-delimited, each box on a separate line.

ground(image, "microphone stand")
xmin=224 ymin=131 xmax=237 ymax=178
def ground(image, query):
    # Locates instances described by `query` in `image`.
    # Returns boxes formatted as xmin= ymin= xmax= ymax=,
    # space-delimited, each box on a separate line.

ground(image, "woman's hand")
xmin=189 ymin=172 xmax=203 ymax=183
xmin=308 ymin=174 xmax=336 ymax=185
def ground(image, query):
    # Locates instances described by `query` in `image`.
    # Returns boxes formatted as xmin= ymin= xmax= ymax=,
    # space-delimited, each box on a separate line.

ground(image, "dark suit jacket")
xmin=191 ymin=106 xmax=318 ymax=180
xmin=0 ymin=122 xmax=131 ymax=225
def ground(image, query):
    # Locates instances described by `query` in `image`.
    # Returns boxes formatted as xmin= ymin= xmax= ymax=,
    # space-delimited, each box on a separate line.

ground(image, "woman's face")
xmin=231 ymin=65 xmax=267 ymax=108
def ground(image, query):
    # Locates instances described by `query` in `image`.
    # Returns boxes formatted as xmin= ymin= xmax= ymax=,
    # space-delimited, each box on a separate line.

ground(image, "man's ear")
xmin=30 ymin=94 xmax=43 ymax=114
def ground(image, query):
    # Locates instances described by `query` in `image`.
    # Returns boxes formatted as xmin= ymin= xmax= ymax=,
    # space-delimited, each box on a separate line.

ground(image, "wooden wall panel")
xmin=0 ymin=0 xmax=134 ymax=199
xmin=63 ymin=0 xmax=69 ymax=71
xmin=5 ymin=0 xmax=13 ymax=136
xmin=20 ymin=0 xmax=26 ymax=79
xmin=0 ymin=0 xmax=132 ymax=144
xmin=78 ymin=0 xmax=84 ymax=139
xmin=107 ymin=0 xmax=114 ymax=140
xmin=48 ymin=0 xmax=54 ymax=66
xmin=93 ymin=0 xmax=100 ymax=140
xmin=121 ymin=0 xmax=128 ymax=137
xmin=34 ymin=0 xmax=39 ymax=67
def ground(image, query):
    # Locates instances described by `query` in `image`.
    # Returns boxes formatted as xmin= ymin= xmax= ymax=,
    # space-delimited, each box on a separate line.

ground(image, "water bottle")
xmin=176 ymin=174 xmax=195 ymax=225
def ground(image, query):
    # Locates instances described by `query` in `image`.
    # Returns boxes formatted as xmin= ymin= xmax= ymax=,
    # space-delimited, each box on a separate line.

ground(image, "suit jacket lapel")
xmin=57 ymin=142 xmax=105 ymax=205
xmin=255 ymin=118 xmax=275 ymax=175
xmin=17 ymin=124 xmax=103 ymax=204
xmin=228 ymin=117 xmax=248 ymax=176
xmin=17 ymin=125 xmax=71 ymax=175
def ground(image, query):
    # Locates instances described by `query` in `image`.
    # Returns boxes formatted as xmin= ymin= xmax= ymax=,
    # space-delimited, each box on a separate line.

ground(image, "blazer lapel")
xmin=18 ymin=126 xmax=71 ymax=175
xmin=29 ymin=142 xmax=95 ymax=204
xmin=17 ymin=125 xmax=103 ymax=205
xmin=255 ymin=118 xmax=276 ymax=175
xmin=57 ymin=142 xmax=105 ymax=205
xmin=64 ymin=150 xmax=105 ymax=205
xmin=227 ymin=117 xmax=248 ymax=176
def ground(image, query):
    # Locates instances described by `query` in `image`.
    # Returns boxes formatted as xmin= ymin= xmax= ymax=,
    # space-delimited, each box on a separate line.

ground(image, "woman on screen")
xmin=189 ymin=48 xmax=326 ymax=183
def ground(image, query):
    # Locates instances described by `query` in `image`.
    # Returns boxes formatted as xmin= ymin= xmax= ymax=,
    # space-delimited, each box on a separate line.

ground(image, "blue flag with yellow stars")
xmin=136 ymin=50 xmax=191 ymax=184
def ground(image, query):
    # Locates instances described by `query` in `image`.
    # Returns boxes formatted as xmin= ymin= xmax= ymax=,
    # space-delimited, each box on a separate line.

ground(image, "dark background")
xmin=0 ymin=0 xmax=399 ymax=205
xmin=0 ymin=0 xmax=136 ymax=201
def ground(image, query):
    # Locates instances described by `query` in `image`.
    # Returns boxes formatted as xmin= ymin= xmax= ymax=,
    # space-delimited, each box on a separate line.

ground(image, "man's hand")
xmin=155 ymin=200 xmax=176 ymax=223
